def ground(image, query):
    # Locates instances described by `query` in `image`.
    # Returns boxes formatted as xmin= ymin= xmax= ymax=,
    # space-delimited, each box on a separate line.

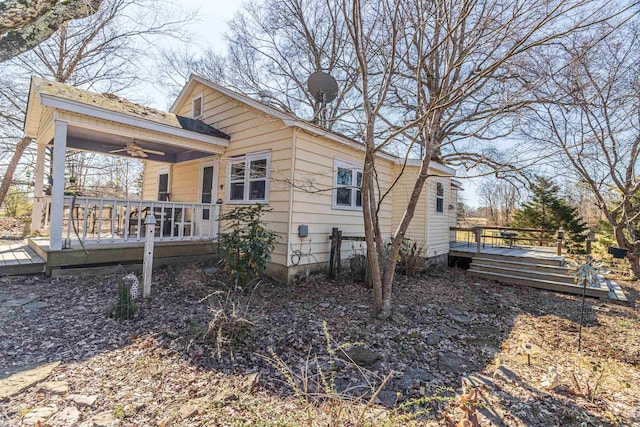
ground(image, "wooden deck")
xmin=449 ymin=241 xmax=628 ymax=303
xmin=450 ymin=241 xmax=564 ymax=262
xmin=0 ymin=242 xmax=46 ymax=276
xmin=28 ymin=237 xmax=218 ymax=276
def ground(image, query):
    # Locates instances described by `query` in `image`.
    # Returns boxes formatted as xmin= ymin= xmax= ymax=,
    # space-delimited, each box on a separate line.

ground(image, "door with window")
xmin=199 ymin=160 xmax=218 ymax=237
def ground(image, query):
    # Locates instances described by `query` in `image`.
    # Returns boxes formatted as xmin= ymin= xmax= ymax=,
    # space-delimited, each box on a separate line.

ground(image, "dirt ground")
xmin=0 ymin=262 xmax=639 ymax=426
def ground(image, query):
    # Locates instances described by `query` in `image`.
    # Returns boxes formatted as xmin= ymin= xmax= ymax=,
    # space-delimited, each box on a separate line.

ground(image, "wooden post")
xmin=557 ymin=227 xmax=564 ymax=256
xmin=143 ymin=214 xmax=156 ymax=298
xmin=473 ymin=226 xmax=482 ymax=254
xmin=329 ymin=227 xmax=338 ymax=279
xmin=50 ymin=121 xmax=67 ymax=251
xmin=336 ymin=230 xmax=343 ymax=278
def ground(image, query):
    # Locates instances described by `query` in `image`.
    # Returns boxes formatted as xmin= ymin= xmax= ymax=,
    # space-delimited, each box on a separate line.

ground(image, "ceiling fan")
xmin=109 ymin=141 xmax=165 ymax=158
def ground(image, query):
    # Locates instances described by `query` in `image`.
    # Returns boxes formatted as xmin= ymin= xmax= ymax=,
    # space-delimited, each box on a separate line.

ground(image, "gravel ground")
xmin=0 ymin=263 xmax=639 ymax=426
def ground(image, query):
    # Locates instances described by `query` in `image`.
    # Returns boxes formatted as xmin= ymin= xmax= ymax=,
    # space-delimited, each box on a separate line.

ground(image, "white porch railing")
xmin=35 ymin=196 xmax=220 ymax=244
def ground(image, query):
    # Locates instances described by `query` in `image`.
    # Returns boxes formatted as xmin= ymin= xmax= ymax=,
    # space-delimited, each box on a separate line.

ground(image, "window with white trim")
xmin=192 ymin=95 xmax=203 ymax=118
xmin=227 ymin=152 xmax=270 ymax=203
xmin=333 ymin=159 xmax=362 ymax=210
xmin=436 ymin=182 xmax=445 ymax=213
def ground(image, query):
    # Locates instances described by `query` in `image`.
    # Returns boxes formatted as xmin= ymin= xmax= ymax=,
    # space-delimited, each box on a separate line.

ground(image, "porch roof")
xmin=24 ymin=77 xmax=231 ymax=147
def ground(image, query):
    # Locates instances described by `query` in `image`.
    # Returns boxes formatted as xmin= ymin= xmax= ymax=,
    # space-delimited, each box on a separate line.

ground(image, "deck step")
xmin=450 ymin=250 xmax=564 ymax=266
xmin=468 ymin=269 xmax=610 ymax=298
xmin=472 ymin=257 xmax=574 ymax=274
xmin=0 ymin=262 xmax=46 ymax=276
xmin=471 ymin=263 xmax=577 ymax=284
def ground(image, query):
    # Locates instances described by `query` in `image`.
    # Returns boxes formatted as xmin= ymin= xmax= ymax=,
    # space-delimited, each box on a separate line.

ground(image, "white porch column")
xmin=50 ymin=121 xmax=67 ymax=251
xmin=30 ymin=142 xmax=47 ymax=234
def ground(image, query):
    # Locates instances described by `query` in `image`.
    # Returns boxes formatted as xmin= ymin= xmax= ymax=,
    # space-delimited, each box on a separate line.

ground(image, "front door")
xmin=199 ymin=160 xmax=218 ymax=237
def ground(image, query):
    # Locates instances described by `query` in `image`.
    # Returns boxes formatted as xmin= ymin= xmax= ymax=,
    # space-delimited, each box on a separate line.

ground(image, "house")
xmin=24 ymin=75 xmax=457 ymax=280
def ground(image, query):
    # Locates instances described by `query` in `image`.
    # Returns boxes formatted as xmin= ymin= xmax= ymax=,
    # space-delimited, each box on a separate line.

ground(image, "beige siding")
xmin=426 ymin=177 xmax=453 ymax=257
xmin=171 ymin=82 xmax=295 ymax=267
xmin=390 ymin=166 xmax=428 ymax=243
xmin=141 ymin=79 xmax=458 ymax=275
xmin=141 ymin=161 xmax=164 ymax=200
xmin=288 ymin=129 xmax=393 ymax=267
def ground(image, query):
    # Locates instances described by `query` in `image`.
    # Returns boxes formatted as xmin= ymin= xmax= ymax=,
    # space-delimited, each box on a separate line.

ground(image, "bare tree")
xmin=342 ymin=0 xmax=628 ymax=318
xmin=0 ymin=0 xmax=104 ymax=62
xmin=0 ymin=0 xmax=192 ymax=207
xmin=523 ymin=19 xmax=640 ymax=276
xmin=160 ymin=0 xmax=363 ymax=135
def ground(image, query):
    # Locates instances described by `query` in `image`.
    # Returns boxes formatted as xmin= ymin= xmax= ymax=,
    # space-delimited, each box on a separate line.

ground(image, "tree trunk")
xmin=0 ymin=136 xmax=32 ymax=207
xmin=613 ymin=221 xmax=640 ymax=279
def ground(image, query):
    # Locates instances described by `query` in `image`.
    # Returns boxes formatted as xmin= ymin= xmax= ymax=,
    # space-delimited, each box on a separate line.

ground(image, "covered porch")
xmin=24 ymin=77 xmax=231 ymax=254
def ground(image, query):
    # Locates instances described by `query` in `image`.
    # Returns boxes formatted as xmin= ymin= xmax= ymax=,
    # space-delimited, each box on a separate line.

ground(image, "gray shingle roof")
xmin=33 ymin=77 xmax=230 ymax=140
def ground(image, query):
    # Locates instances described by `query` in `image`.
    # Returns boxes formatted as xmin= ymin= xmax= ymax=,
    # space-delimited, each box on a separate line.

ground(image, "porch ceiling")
xmin=52 ymin=125 xmax=216 ymax=163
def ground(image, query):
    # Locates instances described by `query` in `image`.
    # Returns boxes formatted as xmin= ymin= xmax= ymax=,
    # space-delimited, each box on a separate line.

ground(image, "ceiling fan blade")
xmin=109 ymin=148 xmax=128 ymax=154
xmin=142 ymin=148 xmax=165 ymax=156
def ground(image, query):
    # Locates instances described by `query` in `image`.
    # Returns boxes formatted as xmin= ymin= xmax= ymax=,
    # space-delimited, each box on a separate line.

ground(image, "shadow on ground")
xmin=1 ymin=262 xmax=638 ymax=425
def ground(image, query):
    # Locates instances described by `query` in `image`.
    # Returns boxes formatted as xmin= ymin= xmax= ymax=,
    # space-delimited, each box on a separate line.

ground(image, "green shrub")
xmin=3 ymin=188 xmax=32 ymax=217
xmin=218 ymin=204 xmax=277 ymax=286
xmin=109 ymin=279 xmax=137 ymax=321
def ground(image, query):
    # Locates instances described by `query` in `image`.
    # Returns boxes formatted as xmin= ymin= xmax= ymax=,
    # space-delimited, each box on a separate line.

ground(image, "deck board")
xmin=0 ymin=243 xmax=45 ymax=275
xmin=450 ymin=240 xmax=628 ymax=303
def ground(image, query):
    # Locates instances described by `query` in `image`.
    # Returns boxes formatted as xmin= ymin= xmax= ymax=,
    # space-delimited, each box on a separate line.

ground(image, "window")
xmin=192 ymin=95 xmax=203 ymax=118
xmin=227 ymin=152 xmax=270 ymax=203
xmin=158 ymin=170 xmax=170 ymax=201
xmin=436 ymin=182 xmax=444 ymax=213
xmin=333 ymin=159 xmax=362 ymax=210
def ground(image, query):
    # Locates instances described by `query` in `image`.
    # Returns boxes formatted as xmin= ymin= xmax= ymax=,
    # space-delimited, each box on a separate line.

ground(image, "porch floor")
xmin=0 ymin=242 xmax=46 ymax=276
xmin=449 ymin=241 xmax=564 ymax=262
xmin=28 ymin=238 xmax=218 ymax=276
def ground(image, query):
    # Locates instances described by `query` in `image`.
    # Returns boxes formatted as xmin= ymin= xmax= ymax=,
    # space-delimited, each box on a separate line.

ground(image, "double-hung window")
xmin=333 ymin=159 xmax=362 ymax=210
xmin=227 ymin=151 xmax=270 ymax=203
xmin=436 ymin=182 xmax=445 ymax=213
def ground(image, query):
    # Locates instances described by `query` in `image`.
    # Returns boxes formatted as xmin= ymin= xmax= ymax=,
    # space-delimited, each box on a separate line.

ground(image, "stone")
xmin=179 ymin=403 xmax=200 ymax=419
xmin=450 ymin=313 xmax=471 ymax=324
xmin=2 ymin=295 xmax=39 ymax=307
xmin=22 ymin=405 xmax=58 ymax=426
xmin=319 ymin=302 xmax=330 ymax=308
xmin=338 ymin=345 xmax=381 ymax=367
xmin=202 ymin=266 xmax=218 ymax=275
xmin=39 ymin=380 xmax=69 ymax=394
xmin=22 ymin=301 xmax=50 ymax=311
xmin=0 ymin=361 xmax=60 ymax=398
xmin=427 ymin=333 xmax=444 ymax=346
xmin=493 ymin=365 xmax=519 ymax=383
xmin=0 ymin=292 xmax=12 ymax=302
xmin=400 ymin=367 xmax=434 ymax=389
xmin=50 ymin=406 xmax=81 ymax=426
xmin=69 ymin=394 xmax=98 ymax=407
xmin=91 ymin=410 xmax=119 ymax=426
xmin=438 ymin=352 xmax=471 ymax=373
xmin=241 ymin=372 xmax=260 ymax=393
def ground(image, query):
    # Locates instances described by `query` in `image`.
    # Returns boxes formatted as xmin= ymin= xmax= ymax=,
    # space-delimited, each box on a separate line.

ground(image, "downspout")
xmin=287 ymin=127 xmax=298 ymax=269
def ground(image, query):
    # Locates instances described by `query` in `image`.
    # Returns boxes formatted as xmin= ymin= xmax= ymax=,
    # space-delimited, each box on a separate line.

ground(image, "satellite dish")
xmin=307 ymin=71 xmax=338 ymax=128
xmin=307 ymin=71 xmax=338 ymax=103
